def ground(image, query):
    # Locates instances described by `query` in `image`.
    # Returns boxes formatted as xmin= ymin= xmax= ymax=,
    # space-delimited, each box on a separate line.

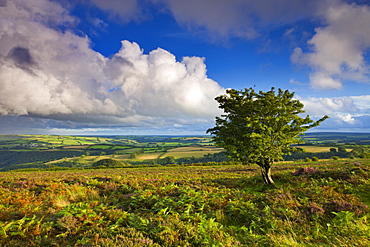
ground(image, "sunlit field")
xmin=299 ymin=146 xmax=340 ymax=152
xmin=164 ymin=146 xmax=224 ymax=159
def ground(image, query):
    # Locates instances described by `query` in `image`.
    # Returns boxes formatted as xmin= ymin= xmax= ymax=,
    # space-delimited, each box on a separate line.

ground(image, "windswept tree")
xmin=207 ymin=87 xmax=328 ymax=185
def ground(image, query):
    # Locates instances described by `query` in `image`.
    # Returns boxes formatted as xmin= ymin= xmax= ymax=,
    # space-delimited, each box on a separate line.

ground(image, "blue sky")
xmin=0 ymin=0 xmax=370 ymax=135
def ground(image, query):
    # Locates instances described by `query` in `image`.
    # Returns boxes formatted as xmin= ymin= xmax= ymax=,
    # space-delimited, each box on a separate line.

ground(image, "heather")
xmin=0 ymin=160 xmax=369 ymax=246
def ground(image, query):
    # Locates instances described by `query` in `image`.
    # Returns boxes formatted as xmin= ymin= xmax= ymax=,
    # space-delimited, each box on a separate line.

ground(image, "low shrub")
xmin=311 ymin=157 xmax=319 ymax=161
xmin=292 ymin=167 xmax=323 ymax=176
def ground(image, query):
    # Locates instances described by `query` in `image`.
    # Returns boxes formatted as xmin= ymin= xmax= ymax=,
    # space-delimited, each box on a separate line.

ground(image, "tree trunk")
xmin=260 ymin=165 xmax=274 ymax=185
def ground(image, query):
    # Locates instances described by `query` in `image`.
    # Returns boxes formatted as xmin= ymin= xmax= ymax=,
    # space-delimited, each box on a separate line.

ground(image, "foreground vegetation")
xmin=0 ymin=159 xmax=369 ymax=246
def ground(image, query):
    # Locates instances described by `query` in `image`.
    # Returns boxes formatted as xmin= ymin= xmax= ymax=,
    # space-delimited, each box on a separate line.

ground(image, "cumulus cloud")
xmin=104 ymin=40 xmax=224 ymax=119
xmin=83 ymin=0 xmax=370 ymax=92
xmin=292 ymin=2 xmax=370 ymax=89
xmin=77 ymin=0 xmax=370 ymax=91
xmin=0 ymin=0 xmax=224 ymax=129
xmin=0 ymin=0 xmax=108 ymax=116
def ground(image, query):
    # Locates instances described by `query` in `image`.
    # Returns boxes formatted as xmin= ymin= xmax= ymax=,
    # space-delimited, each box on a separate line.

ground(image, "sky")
xmin=0 ymin=0 xmax=370 ymax=135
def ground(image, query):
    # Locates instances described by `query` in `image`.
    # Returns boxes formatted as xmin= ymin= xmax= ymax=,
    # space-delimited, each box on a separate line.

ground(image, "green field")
xmin=0 ymin=133 xmax=369 ymax=171
xmin=88 ymin=145 xmax=114 ymax=149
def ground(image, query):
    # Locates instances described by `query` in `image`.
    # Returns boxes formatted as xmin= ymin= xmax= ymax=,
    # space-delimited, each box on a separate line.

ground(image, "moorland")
xmin=0 ymin=133 xmax=370 ymax=246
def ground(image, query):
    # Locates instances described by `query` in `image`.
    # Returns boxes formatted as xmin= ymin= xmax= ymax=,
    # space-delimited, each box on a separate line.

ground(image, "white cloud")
xmin=299 ymin=95 xmax=357 ymax=116
xmin=336 ymin=114 xmax=355 ymax=124
xmin=84 ymin=0 xmax=370 ymax=92
xmin=292 ymin=2 xmax=370 ymax=89
xmin=0 ymin=0 xmax=109 ymax=116
xmin=289 ymin=78 xmax=305 ymax=86
xmin=0 ymin=0 xmax=224 ymax=129
xmin=351 ymin=95 xmax=370 ymax=111
xmin=297 ymin=94 xmax=370 ymax=129
xmin=104 ymin=40 xmax=224 ymax=119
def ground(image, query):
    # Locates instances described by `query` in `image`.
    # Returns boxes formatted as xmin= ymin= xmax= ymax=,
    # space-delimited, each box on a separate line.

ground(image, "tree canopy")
xmin=207 ymin=87 xmax=329 ymax=185
xmin=92 ymin=158 xmax=124 ymax=168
